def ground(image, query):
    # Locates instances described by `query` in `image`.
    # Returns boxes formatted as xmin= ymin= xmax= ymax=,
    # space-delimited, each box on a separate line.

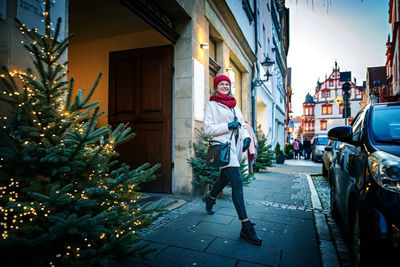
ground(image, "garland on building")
xmin=0 ymin=1 xmax=162 ymax=265
xmin=187 ymin=128 xmax=254 ymax=188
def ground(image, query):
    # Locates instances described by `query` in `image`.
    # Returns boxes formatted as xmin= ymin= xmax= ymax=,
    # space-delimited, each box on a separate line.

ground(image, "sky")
xmin=286 ymin=0 xmax=391 ymax=116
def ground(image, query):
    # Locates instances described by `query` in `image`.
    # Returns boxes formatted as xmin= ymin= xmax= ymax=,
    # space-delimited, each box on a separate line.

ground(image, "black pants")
xmin=210 ymin=167 xmax=248 ymax=220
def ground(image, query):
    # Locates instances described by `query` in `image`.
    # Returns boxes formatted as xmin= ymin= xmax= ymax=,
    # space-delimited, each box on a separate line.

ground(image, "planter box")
xmin=276 ymin=154 xmax=285 ymax=164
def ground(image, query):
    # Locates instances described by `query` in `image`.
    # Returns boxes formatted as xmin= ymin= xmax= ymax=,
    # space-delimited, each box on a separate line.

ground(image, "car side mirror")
xmin=324 ymin=146 xmax=332 ymax=152
xmin=328 ymin=126 xmax=353 ymax=144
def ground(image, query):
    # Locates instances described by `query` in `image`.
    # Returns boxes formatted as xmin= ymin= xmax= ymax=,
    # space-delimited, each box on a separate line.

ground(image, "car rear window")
xmin=316 ymin=137 xmax=329 ymax=145
xmin=372 ymin=105 xmax=400 ymax=141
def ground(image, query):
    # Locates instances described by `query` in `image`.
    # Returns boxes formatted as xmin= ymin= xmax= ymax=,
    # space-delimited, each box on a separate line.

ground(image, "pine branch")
xmin=0 ymin=1 xmax=163 ymax=265
xmin=50 ymin=18 xmax=62 ymax=50
xmin=65 ymin=77 xmax=74 ymax=110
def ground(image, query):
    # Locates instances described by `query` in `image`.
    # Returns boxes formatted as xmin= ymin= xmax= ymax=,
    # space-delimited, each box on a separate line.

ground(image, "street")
xmin=126 ymin=159 xmax=352 ymax=267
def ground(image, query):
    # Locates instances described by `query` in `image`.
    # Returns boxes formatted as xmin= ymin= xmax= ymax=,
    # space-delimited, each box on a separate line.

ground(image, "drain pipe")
xmin=251 ymin=0 xmax=258 ymax=132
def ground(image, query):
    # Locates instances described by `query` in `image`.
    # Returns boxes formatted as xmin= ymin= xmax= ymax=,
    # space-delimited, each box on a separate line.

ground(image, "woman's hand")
xmin=242 ymin=137 xmax=251 ymax=152
xmin=228 ymin=120 xmax=239 ymax=129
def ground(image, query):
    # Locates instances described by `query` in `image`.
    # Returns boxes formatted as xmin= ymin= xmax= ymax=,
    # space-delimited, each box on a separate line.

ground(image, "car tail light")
xmin=368 ymin=151 xmax=400 ymax=193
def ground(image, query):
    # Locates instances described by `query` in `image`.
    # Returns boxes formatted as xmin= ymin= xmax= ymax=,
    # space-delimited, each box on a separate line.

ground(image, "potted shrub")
xmin=284 ymin=142 xmax=294 ymax=159
xmin=275 ymin=142 xmax=286 ymax=164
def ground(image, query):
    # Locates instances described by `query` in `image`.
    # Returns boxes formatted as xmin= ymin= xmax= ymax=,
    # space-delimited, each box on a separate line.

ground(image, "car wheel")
xmin=351 ymin=207 xmax=371 ymax=267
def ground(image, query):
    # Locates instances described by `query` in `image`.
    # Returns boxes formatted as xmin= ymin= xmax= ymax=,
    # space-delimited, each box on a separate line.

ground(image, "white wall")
xmin=257 ymin=86 xmax=274 ymax=142
xmin=225 ymin=0 xmax=256 ymax=53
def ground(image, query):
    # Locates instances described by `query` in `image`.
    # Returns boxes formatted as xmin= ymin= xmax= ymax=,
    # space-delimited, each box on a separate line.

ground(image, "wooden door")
xmin=108 ymin=46 xmax=172 ymax=193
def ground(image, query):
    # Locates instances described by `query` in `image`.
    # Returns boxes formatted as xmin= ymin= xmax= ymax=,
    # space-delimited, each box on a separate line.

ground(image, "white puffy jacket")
xmin=204 ymin=101 xmax=250 ymax=167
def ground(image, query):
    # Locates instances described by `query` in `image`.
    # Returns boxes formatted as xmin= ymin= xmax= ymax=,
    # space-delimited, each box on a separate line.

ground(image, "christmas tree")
xmin=253 ymin=125 xmax=274 ymax=172
xmin=0 ymin=1 xmax=162 ymax=266
xmin=187 ymin=128 xmax=220 ymax=187
xmin=239 ymin=157 xmax=255 ymax=186
xmin=187 ymin=128 xmax=254 ymax=188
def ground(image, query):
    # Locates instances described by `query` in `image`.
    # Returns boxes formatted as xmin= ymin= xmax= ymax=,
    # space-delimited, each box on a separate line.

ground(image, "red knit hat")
xmin=213 ymin=75 xmax=231 ymax=89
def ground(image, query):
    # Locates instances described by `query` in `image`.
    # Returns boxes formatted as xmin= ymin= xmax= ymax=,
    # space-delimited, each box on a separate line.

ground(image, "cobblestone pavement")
xmin=311 ymin=175 xmax=353 ymax=267
xmin=133 ymin=159 xmax=353 ymax=266
xmin=266 ymin=160 xmax=353 ymax=266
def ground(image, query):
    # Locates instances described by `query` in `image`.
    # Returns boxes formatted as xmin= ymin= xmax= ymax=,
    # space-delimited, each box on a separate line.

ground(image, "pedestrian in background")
xmin=292 ymin=139 xmax=299 ymax=159
xmin=303 ymin=137 xmax=311 ymax=159
xmin=298 ymin=139 xmax=303 ymax=159
xmin=202 ymin=74 xmax=262 ymax=246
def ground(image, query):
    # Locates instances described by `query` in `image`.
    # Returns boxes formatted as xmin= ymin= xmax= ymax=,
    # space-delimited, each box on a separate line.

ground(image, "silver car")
xmin=321 ymin=139 xmax=340 ymax=177
xmin=311 ymin=135 xmax=330 ymax=162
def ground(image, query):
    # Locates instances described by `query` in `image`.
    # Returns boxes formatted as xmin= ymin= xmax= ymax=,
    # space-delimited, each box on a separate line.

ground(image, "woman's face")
xmin=217 ymin=81 xmax=231 ymax=95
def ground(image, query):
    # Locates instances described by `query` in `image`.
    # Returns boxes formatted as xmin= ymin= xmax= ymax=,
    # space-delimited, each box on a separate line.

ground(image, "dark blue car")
xmin=328 ymin=102 xmax=400 ymax=266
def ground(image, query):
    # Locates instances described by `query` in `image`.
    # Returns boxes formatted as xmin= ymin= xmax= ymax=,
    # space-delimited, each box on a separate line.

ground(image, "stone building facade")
xmin=302 ymin=63 xmax=364 ymax=139
xmin=256 ymin=0 xmax=289 ymax=148
xmin=1 ymin=0 xmax=286 ymax=197
xmin=386 ymin=0 xmax=400 ymax=102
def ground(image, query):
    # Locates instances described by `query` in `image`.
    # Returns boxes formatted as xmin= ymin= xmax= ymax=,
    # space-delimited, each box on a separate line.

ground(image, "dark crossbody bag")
xmin=206 ymin=130 xmax=234 ymax=168
xmin=206 ymin=109 xmax=237 ymax=168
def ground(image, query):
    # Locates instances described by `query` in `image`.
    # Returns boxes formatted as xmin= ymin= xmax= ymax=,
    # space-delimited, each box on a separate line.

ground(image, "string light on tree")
xmin=0 ymin=0 xmax=161 ymax=265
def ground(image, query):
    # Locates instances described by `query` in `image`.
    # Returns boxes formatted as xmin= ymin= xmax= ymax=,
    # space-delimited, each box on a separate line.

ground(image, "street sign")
xmin=289 ymin=120 xmax=294 ymax=128
xmin=340 ymin=71 xmax=351 ymax=82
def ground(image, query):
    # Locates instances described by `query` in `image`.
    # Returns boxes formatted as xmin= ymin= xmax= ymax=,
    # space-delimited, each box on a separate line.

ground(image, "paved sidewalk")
xmin=126 ymin=160 xmax=340 ymax=266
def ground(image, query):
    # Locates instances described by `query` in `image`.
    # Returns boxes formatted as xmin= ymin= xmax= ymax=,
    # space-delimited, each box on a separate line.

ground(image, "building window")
xmin=209 ymin=38 xmax=217 ymax=61
xmin=320 ymin=120 xmax=327 ymax=130
xmin=305 ymin=106 xmax=314 ymax=116
xmin=242 ymin=0 xmax=254 ymax=24
xmin=228 ymin=61 xmax=242 ymax=108
xmin=322 ymin=104 xmax=332 ymax=115
xmin=322 ymin=91 xmax=330 ymax=98
xmin=263 ymin=25 xmax=266 ymax=55
xmin=329 ymin=81 xmax=333 ymax=87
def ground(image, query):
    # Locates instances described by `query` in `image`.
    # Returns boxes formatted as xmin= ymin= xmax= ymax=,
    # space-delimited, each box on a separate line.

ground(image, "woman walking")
xmin=202 ymin=74 xmax=262 ymax=246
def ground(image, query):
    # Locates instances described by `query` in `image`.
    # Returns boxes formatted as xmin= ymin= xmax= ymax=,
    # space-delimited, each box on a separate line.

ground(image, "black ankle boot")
xmin=202 ymin=194 xmax=216 ymax=215
xmin=240 ymin=220 xmax=262 ymax=245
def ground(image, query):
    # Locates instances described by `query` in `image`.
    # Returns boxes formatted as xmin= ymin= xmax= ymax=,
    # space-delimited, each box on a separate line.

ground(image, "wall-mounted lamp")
xmin=252 ymin=57 xmax=275 ymax=87
xmin=250 ymin=56 xmax=275 ymax=128
xmin=200 ymin=43 xmax=209 ymax=49
xmin=261 ymin=57 xmax=275 ymax=81
xmin=264 ymin=70 xmax=273 ymax=81
xmin=261 ymin=56 xmax=274 ymax=68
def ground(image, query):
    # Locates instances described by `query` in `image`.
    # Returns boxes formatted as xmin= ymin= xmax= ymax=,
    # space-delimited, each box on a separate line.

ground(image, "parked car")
xmin=321 ymin=139 xmax=340 ymax=177
xmin=328 ymin=102 xmax=400 ymax=266
xmin=311 ymin=135 xmax=329 ymax=162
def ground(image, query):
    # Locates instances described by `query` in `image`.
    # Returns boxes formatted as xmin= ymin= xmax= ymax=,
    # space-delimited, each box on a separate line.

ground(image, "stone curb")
xmin=305 ymin=173 xmax=340 ymax=267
